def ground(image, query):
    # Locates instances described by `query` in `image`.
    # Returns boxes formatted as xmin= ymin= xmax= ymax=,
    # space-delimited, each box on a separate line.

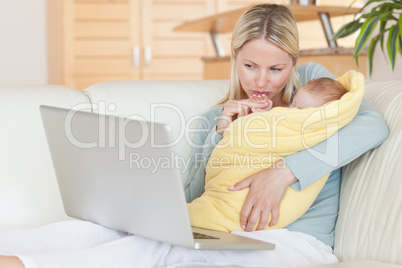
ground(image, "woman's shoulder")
xmin=297 ymin=61 xmax=331 ymax=74
xmin=297 ymin=62 xmax=336 ymax=85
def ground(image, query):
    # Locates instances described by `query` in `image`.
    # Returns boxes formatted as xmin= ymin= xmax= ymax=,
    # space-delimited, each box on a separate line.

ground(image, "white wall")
xmin=364 ymin=0 xmax=402 ymax=79
xmin=0 ymin=0 xmax=48 ymax=84
xmin=369 ymin=31 xmax=402 ymax=80
xmin=0 ymin=1 xmax=399 ymax=85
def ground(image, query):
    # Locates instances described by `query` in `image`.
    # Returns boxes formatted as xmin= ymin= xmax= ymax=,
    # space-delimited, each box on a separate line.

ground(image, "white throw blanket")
xmin=0 ymin=220 xmax=338 ymax=268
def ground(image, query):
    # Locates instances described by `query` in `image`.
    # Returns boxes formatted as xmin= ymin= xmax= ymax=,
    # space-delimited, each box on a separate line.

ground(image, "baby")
xmin=250 ymin=77 xmax=346 ymax=111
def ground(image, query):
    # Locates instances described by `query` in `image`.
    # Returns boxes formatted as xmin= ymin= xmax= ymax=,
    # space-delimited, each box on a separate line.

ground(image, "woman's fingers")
xmin=257 ymin=209 xmax=271 ymax=230
xmin=228 ymin=176 xmax=253 ymax=191
xmin=242 ymin=199 xmax=276 ymax=232
xmin=269 ymin=206 xmax=280 ymax=227
xmin=228 ymin=176 xmax=255 ymax=230
xmin=217 ymin=100 xmax=270 ymax=135
xmin=240 ymin=199 xmax=254 ymax=230
xmin=237 ymin=104 xmax=246 ymax=119
xmin=226 ymin=99 xmax=270 ymax=115
xmin=244 ymin=205 xmax=261 ymax=231
xmin=241 ymin=183 xmax=271 ymax=231
xmin=240 ymin=199 xmax=274 ymax=231
xmin=237 ymin=175 xmax=265 ymax=231
xmin=241 ymin=197 xmax=272 ymax=231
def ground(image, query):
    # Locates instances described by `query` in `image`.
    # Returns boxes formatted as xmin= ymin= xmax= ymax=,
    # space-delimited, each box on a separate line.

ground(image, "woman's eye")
xmin=245 ymin=64 xmax=254 ymax=68
xmin=271 ymin=68 xmax=282 ymax=72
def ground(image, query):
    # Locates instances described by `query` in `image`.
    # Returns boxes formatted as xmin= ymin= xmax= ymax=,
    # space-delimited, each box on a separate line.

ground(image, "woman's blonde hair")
xmin=218 ymin=4 xmax=301 ymax=105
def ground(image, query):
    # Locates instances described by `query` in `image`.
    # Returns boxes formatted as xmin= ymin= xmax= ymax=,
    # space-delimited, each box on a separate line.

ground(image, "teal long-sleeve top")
xmin=183 ymin=62 xmax=389 ymax=247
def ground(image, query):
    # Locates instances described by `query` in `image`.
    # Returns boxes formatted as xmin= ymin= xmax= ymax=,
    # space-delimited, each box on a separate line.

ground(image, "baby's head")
xmin=290 ymin=78 xmax=346 ymax=109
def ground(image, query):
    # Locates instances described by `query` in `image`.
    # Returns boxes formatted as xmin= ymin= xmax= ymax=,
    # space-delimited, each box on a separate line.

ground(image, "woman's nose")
xmin=256 ymin=72 xmax=268 ymax=88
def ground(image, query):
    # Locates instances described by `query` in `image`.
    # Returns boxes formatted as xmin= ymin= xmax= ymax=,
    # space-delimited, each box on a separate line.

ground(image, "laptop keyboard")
xmin=193 ymin=231 xmax=219 ymax=240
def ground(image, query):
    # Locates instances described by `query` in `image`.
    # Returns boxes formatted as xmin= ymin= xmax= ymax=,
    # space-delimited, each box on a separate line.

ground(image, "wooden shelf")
xmin=202 ymin=47 xmax=367 ymax=80
xmin=174 ymin=4 xmax=366 ymax=79
xmin=174 ymin=4 xmax=360 ymax=33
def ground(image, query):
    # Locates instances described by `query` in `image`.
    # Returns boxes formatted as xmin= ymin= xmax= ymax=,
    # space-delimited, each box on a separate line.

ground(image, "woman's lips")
xmin=252 ymin=90 xmax=270 ymax=96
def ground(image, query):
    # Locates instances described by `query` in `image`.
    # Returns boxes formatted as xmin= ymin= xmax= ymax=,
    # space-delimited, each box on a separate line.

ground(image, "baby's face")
xmin=290 ymin=88 xmax=324 ymax=109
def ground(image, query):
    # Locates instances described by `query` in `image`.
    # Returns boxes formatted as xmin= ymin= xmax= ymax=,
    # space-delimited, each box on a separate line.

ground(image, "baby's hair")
xmin=301 ymin=77 xmax=346 ymax=104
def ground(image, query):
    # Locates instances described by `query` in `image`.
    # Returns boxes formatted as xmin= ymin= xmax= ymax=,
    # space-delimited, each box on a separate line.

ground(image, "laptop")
xmin=39 ymin=105 xmax=275 ymax=250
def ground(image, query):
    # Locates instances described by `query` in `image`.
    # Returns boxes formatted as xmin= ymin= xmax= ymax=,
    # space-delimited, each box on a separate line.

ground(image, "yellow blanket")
xmin=187 ymin=70 xmax=365 ymax=232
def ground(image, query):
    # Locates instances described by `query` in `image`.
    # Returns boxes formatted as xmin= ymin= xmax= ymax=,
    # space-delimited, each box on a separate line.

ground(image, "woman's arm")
xmin=184 ymin=107 xmax=223 ymax=202
xmin=284 ymin=99 xmax=389 ymax=191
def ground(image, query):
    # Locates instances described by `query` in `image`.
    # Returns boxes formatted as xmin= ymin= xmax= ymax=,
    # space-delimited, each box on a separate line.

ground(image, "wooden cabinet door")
xmin=61 ymin=0 xmax=215 ymax=89
xmin=62 ymin=0 xmax=141 ymax=90
xmin=140 ymin=0 xmax=214 ymax=80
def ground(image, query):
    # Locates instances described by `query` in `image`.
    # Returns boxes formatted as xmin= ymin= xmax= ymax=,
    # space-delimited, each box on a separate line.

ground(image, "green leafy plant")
xmin=332 ymin=0 xmax=402 ymax=75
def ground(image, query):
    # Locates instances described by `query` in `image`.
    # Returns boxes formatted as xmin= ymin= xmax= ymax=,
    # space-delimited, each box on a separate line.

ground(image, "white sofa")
xmin=0 ymin=79 xmax=401 ymax=268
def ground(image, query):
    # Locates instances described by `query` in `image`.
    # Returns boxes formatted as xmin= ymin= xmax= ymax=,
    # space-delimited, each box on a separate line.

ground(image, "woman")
xmin=184 ymin=3 xmax=388 ymax=247
xmin=0 ymin=4 xmax=388 ymax=268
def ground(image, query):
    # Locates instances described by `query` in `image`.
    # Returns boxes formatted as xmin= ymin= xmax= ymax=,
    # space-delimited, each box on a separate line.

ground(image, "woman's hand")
xmin=217 ymin=99 xmax=270 ymax=135
xmin=250 ymin=94 xmax=273 ymax=113
xmin=228 ymin=160 xmax=298 ymax=231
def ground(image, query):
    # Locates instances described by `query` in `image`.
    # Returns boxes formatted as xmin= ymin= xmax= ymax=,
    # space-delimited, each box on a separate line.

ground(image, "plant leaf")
xmin=374 ymin=2 xmax=402 ymax=12
xmin=399 ymin=36 xmax=402 ymax=57
xmin=332 ymin=20 xmax=363 ymax=40
xmin=379 ymin=20 xmax=387 ymax=52
xmin=380 ymin=33 xmax=385 ymax=54
xmin=361 ymin=10 xmax=392 ymax=20
xmin=398 ymin=33 xmax=402 ymax=57
xmin=391 ymin=0 xmax=402 ymax=9
xmin=354 ymin=15 xmax=381 ymax=63
xmin=399 ymin=11 xmax=402 ymax=36
xmin=367 ymin=36 xmax=380 ymax=76
xmin=387 ymin=25 xmax=399 ymax=70
xmin=358 ymin=0 xmax=387 ymax=15
xmin=379 ymin=14 xmax=396 ymax=21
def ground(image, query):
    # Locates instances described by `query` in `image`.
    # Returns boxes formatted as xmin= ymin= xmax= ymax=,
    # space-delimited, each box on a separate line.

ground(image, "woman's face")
xmin=235 ymin=38 xmax=293 ymax=106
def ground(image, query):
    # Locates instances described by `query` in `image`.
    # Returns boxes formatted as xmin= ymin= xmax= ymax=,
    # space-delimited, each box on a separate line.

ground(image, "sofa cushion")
xmin=180 ymin=260 xmax=402 ymax=268
xmin=334 ymin=80 xmax=402 ymax=264
xmin=83 ymin=80 xmax=229 ymax=182
xmin=0 ymin=85 xmax=91 ymax=230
